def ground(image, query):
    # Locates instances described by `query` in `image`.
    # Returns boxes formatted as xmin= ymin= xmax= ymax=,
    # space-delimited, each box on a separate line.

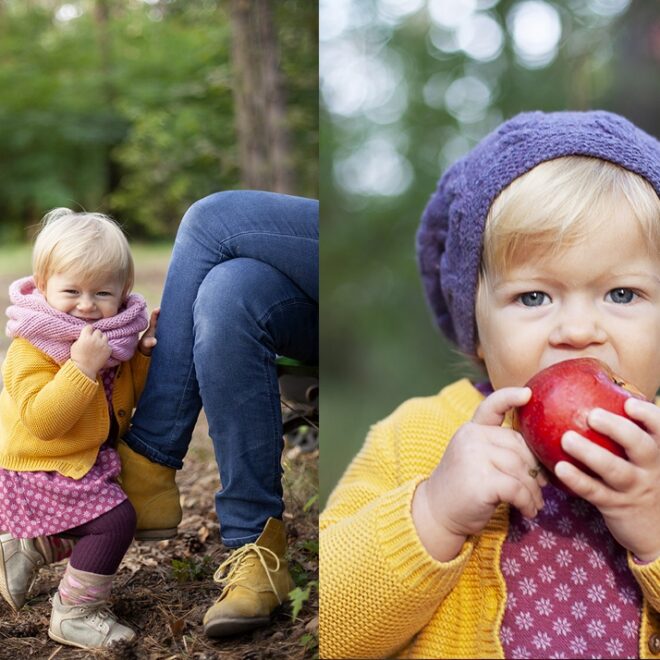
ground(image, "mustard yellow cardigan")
xmin=320 ymin=379 xmax=660 ymax=659
xmin=0 ymin=337 xmax=150 ymax=479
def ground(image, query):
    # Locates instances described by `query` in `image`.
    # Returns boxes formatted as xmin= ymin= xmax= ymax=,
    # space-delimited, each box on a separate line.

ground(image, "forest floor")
xmin=0 ymin=426 xmax=319 ymax=660
xmin=0 ymin=246 xmax=319 ymax=659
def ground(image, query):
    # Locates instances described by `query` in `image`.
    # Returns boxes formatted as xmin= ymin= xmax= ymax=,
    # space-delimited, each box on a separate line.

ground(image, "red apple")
xmin=514 ymin=358 xmax=647 ymax=490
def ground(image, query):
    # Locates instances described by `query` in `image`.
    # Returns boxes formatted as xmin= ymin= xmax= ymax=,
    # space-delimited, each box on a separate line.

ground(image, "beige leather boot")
xmin=48 ymin=591 xmax=135 ymax=649
xmin=0 ymin=533 xmax=45 ymax=610
xmin=117 ymin=440 xmax=182 ymax=540
xmin=203 ymin=518 xmax=294 ymax=637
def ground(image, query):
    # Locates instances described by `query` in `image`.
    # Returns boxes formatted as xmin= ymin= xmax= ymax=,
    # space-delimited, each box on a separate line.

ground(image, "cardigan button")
xmin=649 ymin=634 xmax=660 ymax=655
xmin=117 ymin=409 xmax=126 ymax=418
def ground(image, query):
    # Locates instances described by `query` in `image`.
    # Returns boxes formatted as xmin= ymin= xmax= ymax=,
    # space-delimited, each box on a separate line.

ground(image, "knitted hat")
xmin=416 ymin=110 xmax=660 ymax=356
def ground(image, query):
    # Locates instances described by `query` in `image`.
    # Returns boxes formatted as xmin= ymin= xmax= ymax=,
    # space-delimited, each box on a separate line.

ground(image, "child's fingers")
xmin=78 ymin=324 xmax=94 ymax=338
xmin=561 ymin=431 xmax=635 ymax=493
xmin=145 ymin=308 xmax=160 ymax=334
xmin=492 ymin=472 xmax=539 ymax=519
xmin=483 ymin=428 xmax=545 ymax=484
xmin=587 ymin=407 xmax=657 ymax=465
xmin=554 ymin=459 xmax=611 ymax=507
xmin=490 ymin=449 xmax=545 ymax=511
xmin=472 ymin=387 xmax=532 ymax=426
xmin=624 ymin=397 xmax=660 ymax=440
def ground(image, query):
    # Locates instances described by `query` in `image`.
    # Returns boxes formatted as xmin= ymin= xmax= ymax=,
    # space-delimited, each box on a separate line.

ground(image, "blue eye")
xmin=518 ymin=291 xmax=549 ymax=307
xmin=607 ymin=288 xmax=635 ymax=304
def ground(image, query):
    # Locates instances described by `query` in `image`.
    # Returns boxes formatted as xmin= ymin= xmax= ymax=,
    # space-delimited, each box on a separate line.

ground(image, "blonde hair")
xmin=480 ymin=156 xmax=660 ymax=280
xmin=33 ymin=208 xmax=134 ymax=298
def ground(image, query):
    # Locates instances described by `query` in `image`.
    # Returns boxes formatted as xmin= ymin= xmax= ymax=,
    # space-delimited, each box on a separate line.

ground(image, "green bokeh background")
xmin=0 ymin=0 xmax=318 ymax=241
xmin=320 ymin=0 xmax=660 ymax=505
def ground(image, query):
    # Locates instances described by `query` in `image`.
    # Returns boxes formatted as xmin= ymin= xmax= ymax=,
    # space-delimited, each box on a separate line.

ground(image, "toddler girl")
xmin=0 ymin=208 xmax=157 ymax=649
xmin=320 ymin=111 xmax=660 ymax=658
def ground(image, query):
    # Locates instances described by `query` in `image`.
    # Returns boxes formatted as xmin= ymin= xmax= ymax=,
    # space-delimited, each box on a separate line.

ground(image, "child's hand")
xmin=70 ymin=325 xmax=112 ymax=379
xmin=412 ymin=387 xmax=546 ymax=561
xmin=554 ymin=397 xmax=660 ymax=562
xmin=138 ymin=308 xmax=160 ymax=356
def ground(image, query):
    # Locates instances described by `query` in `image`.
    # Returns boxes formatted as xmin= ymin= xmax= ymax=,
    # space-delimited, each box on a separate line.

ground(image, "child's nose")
xmin=548 ymin=302 xmax=606 ymax=349
xmin=77 ymin=296 xmax=96 ymax=311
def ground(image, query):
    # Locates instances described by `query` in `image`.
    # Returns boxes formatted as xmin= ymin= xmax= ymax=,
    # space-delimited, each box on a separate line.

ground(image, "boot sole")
xmin=203 ymin=616 xmax=270 ymax=637
xmin=48 ymin=629 xmax=91 ymax=649
xmin=0 ymin=543 xmax=20 ymax=612
xmin=48 ymin=628 xmax=136 ymax=649
xmin=134 ymin=528 xmax=178 ymax=541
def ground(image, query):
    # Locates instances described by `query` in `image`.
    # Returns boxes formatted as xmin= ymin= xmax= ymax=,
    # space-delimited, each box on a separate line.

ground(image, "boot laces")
xmin=213 ymin=543 xmax=283 ymax=604
xmin=49 ymin=596 xmax=114 ymax=630
xmin=84 ymin=602 xmax=113 ymax=630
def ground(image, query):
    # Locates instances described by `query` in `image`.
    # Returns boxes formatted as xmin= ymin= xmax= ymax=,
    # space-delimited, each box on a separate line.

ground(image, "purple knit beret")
xmin=416 ymin=110 xmax=660 ymax=356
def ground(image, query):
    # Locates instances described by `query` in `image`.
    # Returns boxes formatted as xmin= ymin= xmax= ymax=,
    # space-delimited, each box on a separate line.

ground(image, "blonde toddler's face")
xmin=475 ymin=209 xmax=660 ymax=400
xmin=42 ymin=272 xmax=125 ymax=321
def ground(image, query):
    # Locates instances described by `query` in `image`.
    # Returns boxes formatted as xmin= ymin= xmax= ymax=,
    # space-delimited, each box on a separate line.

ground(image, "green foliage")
xmin=300 ymin=631 xmax=319 ymax=658
xmin=288 ymin=558 xmax=309 ymax=588
xmin=108 ymin=9 xmax=237 ymax=236
xmin=300 ymin=538 xmax=319 ymax=557
xmin=289 ymin=579 xmax=317 ymax=622
xmin=0 ymin=0 xmax=317 ymax=239
xmin=288 ymin=538 xmax=319 ymax=596
xmin=303 ymin=493 xmax=319 ymax=512
xmin=170 ymin=555 xmax=214 ymax=583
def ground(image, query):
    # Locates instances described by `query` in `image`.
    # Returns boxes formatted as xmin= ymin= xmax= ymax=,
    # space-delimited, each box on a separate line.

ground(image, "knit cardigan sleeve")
xmin=629 ymin=398 xmax=660 ymax=616
xmin=1 ymin=338 xmax=98 ymax=441
xmin=630 ymin=554 xmax=660 ymax=611
xmin=319 ymin=394 xmax=476 ymax=660
xmin=128 ymin=349 xmax=151 ymax=402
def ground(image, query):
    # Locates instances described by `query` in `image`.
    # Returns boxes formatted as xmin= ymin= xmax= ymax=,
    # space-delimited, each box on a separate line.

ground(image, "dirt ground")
xmin=0 ymin=420 xmax=319 ymax=659
xmin=0 ymin=252 xmax=319 ymax=659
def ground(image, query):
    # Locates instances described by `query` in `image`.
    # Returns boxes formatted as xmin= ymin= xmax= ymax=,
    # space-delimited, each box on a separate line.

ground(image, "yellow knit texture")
xmin=320 ymin=379 xmax=660 ymax=659
xmin=0 ymin=337 xmax=150 ymax=479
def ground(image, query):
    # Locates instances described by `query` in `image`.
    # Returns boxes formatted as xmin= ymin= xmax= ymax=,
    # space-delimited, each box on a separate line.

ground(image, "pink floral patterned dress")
xmin=0 ymin=367 xmax=127 ymax=538
xmin=500 ymin=482 xmax=642 ymax=659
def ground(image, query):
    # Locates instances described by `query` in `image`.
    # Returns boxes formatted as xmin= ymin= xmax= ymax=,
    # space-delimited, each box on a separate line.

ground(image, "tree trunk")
xmin=229 ymin=0 xmax=295 ymax=193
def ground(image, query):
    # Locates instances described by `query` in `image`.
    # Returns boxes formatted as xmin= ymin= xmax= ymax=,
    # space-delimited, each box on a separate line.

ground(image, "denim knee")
xmin=178 ymin=190 xmax=265 ymax=241
xmin=192 ymin=258 xmax=290 ymax=346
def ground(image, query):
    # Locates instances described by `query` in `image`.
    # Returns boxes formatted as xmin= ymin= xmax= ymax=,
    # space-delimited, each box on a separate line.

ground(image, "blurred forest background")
xmin=320 ymin=0 xmax=660 ymax=504
xmin=0 ymin=0 xmax=318 ymax=241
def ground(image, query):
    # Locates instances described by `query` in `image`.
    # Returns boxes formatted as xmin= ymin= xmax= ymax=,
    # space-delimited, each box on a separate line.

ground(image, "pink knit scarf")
xmin=6 ymin=276 xmax=148 ymax=367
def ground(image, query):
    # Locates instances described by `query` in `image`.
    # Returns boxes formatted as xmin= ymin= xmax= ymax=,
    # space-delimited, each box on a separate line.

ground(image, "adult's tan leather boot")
xmin=203 ymin=517 xmax=294 ymax=637
xmin=117 ymin=440 xmax=182 ymax=540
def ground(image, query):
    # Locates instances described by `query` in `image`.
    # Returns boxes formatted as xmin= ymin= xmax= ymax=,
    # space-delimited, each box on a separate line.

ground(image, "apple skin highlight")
xmin=514 ymin=358 xmax=647 ymax=491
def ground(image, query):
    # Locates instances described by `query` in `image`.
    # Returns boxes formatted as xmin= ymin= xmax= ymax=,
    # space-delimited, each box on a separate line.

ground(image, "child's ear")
xmin=476 ymin=342 xmax=485 ymax=360
xmin=34 ymin=276 xmax=45 ymax=294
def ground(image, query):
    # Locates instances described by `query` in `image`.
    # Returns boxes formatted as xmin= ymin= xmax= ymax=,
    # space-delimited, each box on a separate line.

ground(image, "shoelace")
xmin=85 ymin=603 xmax=112 ymax=630
xmin=49 ymin=595 xmax=113 ymax=628
xmin=213 ymin=544 xmax=283 ymax=604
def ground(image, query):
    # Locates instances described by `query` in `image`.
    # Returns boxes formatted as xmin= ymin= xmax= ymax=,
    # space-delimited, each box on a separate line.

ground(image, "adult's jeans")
xmin=124 ymin=191 xmax=318 ymax=547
